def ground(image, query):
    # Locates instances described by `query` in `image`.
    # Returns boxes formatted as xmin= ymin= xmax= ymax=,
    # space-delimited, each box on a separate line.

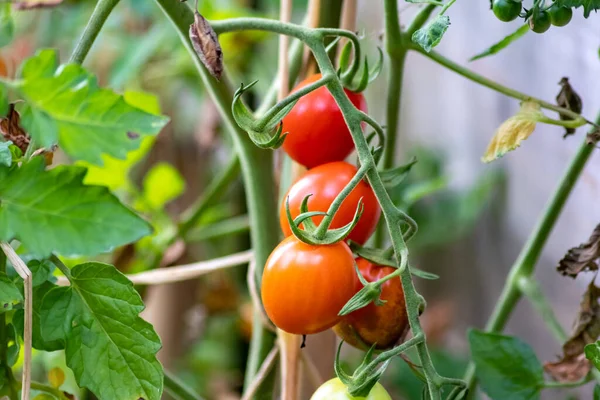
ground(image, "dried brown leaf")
xmin=557 ymin=223 xmax=600 ymax=278
xmin=556 ymin=77 xmax=583 ymax=138
xmin=0 ymin=103 xmax=30 ymax=153
xmin=189 ymin=6 xmax=223 ymax=80
xmin=544 ymin=281 xmax=600 ymax=382
xmin=12 ymin=0 xmax=63 ymax=10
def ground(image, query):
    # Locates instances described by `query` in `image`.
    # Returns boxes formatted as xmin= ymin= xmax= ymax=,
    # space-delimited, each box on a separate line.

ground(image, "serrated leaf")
xmin=0 ymin=271 xmax=22 ymax=312
xmin=469 ymin=329 xmax=543 ymax=400
xmin=482 ymin=101 xmax=543 ymax=163
xmin=470 ymin=25 xmax=529 ymax=62
xmin=14 ymin=280 xmax=64 ymax=351
xmin=40 ymin=262 xmax=163 ymax=400
xmin=0 ymin=4 xmax=14 ymax=48
xmin=139 ymin=162 xmax=185 ymax=210
xmin=556 ymin=0 xmax=600 ymax=18
xmin=0 ymin=141 xmax=11 ymax=167
xmin=0 ymin=157 xmax=152 ymax=257
xmin=412 ymin=15 xmax=450 ymax=53
xmin=14 ymin=49 xmax=169 ymax=164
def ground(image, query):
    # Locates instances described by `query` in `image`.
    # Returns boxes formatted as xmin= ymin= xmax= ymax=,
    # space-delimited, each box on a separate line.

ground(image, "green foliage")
xmin=470 ymin=25 xmax=529 ymax=61
xmin=412 ymin=15 xmax=450 ymax=53
xmin=585 ymin=342 xmax=600 ymax=371
xmin=9 ymin=49 xmax=169 ymax=164
xmin=0 ymin=141 xmax=12 ymax=167
xmin=0 ymin=3 xmax=12 ymax=48
xmin=555 ymin=0 xmax=600 ymax=18
xmin=0 ymin=271 xmax=22 ymax=312
xmin=0 ymin=158 xmax=152 ymax=257
xmin=40 ymin=262 xmax=163 ymax=400
xmin=138 ymin=162 xmax=185 ymax=211
xmin=595 ymin=384 xmax=600 ymax=400
xmin=469 ymin=330 xmax=543 ymax=400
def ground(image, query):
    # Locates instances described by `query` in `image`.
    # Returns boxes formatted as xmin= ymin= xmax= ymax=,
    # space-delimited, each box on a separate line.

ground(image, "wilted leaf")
xmin=40 ymin=263 xmax=163 ymax=400
xmin=482 ymin=101 xmax=543 ymax=163
xmin=469 ymin=329 xmax=543 ymax=400
xmin=0 ymin=104 xmax=30 ymax=153
xmin=470 ymin=25 xmax=528 ymax=62
xmin=557 ymin=223 xmax=600 ymax=278
xmin=189 ymin=7 xmax=223 ymax=80
xmin=12 ymin=0 xmax=63 ymax=10
xmin=412 ymin=15 xmax=450 ymax=53
xmin=556 ymin=77 xmax=583 ymax=137
xmin=545 ymin=281 xmax=600 ymax=382
xmin=0 ymin=157 xmax=152 ymax=257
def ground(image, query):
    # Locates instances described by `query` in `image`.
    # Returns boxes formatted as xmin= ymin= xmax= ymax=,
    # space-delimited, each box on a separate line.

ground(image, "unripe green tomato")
xmin=549 ymin=5 xmax=573 ymax=26
xmin=492 ymin=0 xmax=522 ymax=22
xmin=310 ymin=378 xmax=392 ymax=400
xmin=529 ymin=11 xmax=551 ymax=33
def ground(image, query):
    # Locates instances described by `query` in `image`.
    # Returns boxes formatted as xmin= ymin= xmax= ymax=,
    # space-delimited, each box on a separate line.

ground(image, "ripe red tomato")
xmin=280 ymin=161 xmax=381 ymax=244
xmin=261 ymin=236 xmax=357 ymax=335
xmin=333 ymin=258 xmax=409 ymax=350
xmin=282 ymin=73 xmax=367 ymax=169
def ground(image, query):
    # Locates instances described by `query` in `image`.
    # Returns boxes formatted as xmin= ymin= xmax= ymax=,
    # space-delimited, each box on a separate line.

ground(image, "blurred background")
xmin=1 ymin=0 xmax=599 ymax=399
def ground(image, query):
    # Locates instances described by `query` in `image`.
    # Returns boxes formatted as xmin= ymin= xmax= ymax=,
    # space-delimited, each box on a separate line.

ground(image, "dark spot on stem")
xmin=127 ymin=132 xmax=140 ymax=139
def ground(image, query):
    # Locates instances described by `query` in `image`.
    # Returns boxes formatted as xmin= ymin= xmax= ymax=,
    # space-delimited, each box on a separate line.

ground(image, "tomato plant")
xmin=282 ymin=73 xmax=367 ymax=169
xmin=492 ymin=0 xmax=522 ymax=22
xmin=549 ymin=4 xmax=573 ymax=26
xmin=529 ymin=10 xmax=552 ymax=33
xmin=280 ymin=161 xmax=381 ymax=244
xmin=333 ymin=258 xmax=409 ymax=350
xmin=310 ymin=378 xmax=392 ymax=400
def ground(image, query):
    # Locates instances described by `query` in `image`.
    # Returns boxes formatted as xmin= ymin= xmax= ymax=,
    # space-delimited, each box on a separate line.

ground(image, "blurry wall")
xmin=359 ymin=0 xmax=600 ymax=386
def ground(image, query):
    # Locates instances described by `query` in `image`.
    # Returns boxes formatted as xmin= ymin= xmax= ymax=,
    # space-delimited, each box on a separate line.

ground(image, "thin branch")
xmin=241 ymin=347 xmax=280 ymax=400
xmin=0 ymin=242 xmax=31 ymax=400
xmin=56 ymin=250 xmax=254 ymax=286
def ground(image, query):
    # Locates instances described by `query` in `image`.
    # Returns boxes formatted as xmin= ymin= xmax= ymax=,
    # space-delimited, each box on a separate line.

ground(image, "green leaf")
xmin=40 ymin=262 xmax=163 ymax=400
xmin=585 ymin=342 xmax=600 ymax=370
xmin=556 ymin=0 xmax=600 ymax=18
xmin=6 ymin=324 xmax=19 ymax=366
xmin=0 ymin=271 xmax=22 ymax=312
xmin=412 ymin=15 xmax=450 ymax=53
xmin=0 ymin=158 xmax=152 ymax=257
xmin=14 ymin=280 xmax=64 ymax=352
xmin=0 ymin=141 xmax=12 ymax=167
xmin=139 ymin=162 xmax=185 ymax=210
xmin=0 ymin=81 xmax=7 ymax=116
xmin=380 ymin=157 xmax=417 ymax=189
xmin=594 ymin=384 xmax=600 ymax=400
xmin=0 ymin=3 xmax=14 ymax=48
xmin=28 ymin=259 xmax=56 ymax=287
xmin=470 ymin=25 xmax=529 ymax=62
xmin=402 ymin=176 xmax=448 ymax=206
xmin=469 ymin=329 xmax=543 ymax=400
xmin=15 ymin=49 xmax=169 ymax=164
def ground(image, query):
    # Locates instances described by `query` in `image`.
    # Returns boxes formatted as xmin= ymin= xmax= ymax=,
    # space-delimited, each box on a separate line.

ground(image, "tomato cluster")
xmin=261 ymin=74 xmax=409 ymax=357
xmin=490 ymin=0 xmax=574 ymax=33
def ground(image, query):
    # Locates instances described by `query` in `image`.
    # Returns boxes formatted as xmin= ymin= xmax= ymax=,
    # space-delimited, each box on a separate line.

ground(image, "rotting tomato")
xmin=529 ymin=10 xmax=551 ymax=33
xmin=310 ymin=378 xmax=392 ymax=400
xmin=549 ymin=4 xmax=573 ymax=27
xmin=333 ymin=258 xmax=409 ymax=350
xmin=261 ymin=236 xmax=357 ymax=335
xmin=280 ymin=161 xmax=381 ymax=244
xmin=492 ymin=0 xmax=522 ymax=22
xmin=282 ymin=73 xmax=367 ymax=169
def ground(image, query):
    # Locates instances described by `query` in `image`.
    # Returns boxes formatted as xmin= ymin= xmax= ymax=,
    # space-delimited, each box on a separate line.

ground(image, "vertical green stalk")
xmin=463 ymin=117 xmax=600 ymax=394
xmin=69 ymin=0 xmax=121 ymax=64
xmin=152 ymin=1 xmax=280 ymax=396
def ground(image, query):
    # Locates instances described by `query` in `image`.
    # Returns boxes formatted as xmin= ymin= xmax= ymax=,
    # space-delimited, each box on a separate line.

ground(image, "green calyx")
xmin=337 ymin=40 xmax=384 ymax=93
xmin=335 ymin=342 xmax=392 ymax=397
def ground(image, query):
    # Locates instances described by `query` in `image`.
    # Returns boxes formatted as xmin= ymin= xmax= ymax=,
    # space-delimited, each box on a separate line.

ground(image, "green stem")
xmin=163 ymin=371 xmax=205 ymax=400
xmin=153 ymin=1 xmax=279 ymax=396
xmin=30 ymin=381 xmax=70 ymax=400
xmin=439 ymin=0 xmax=457 ymax=15
xmin=405 ymin=4 xmax=437 ymax=37
xmin=0 ymin=251 xmax=7 ymax=394
xmin=517 ymin=277 xmax=566 ymax=342
xmin=463 ymin=115 xmax=600 ymax=395
xmin=69 ymin=0 xmax=121 ymax=64
xmin=185 ymin=215 xmax=250 ymax=242
xmin=413 ymin=47 xmax=594 ymax=125
xmin=542 ymin=377 xmax=591 ymax=389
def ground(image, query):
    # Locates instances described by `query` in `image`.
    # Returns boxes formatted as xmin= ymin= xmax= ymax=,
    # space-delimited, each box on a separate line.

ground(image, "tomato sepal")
xmin=379 ymin=156 xmax=418 ymax=189
xmin=232 ymin=80 xmax=292 ymax=149
xmin=338 ymin=280 xmax=385 ymax=316
xmin=334 ymin=341 xmax=392 ymax=397
xmin=348 ymin=241 xmax=397 ymax=268
xmin=341 ymin=47 xmax=384 ymax=93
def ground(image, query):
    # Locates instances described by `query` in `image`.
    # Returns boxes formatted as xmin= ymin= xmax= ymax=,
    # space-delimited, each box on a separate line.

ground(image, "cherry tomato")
xmin=282 ymin=73 xmax=367 ymax=169
xmin=529 ymin=10 xmax=551 ymax=33
xmin=261 ymin=236 xmax=357 ymax=335
xmin=549 ymin=5 xmax=572 ymax=26
xmin=492 ymin=0 xmax=522 ymax=22
xmin=333 ymin=258 xmax=409 ymax=350
xmin=310 ymin=378 xmax=392 ymax=400
xmin=280 ymin=162 xmax=381 ymax=244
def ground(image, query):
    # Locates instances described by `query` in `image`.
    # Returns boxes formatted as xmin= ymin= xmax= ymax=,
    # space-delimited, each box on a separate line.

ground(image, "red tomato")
xmin=261 ymin=236 xmax=357 ymax=335
xmin=333 ymin=258 xmax=409 ymax=350
xmin=282 ymin=73 xmax=367 ymax=168
xmin=280 ymin=161 xmax=381 ymax=244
